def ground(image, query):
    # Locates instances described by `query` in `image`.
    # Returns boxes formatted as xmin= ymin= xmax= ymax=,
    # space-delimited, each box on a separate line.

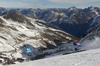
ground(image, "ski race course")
xmin=9 ymin=48 xmax=100 ymax=66
xmin=8 ymin=38 xmax=100 ymax=66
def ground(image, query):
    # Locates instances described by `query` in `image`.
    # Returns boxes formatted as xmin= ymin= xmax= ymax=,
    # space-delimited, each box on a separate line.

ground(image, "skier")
xmin=73 ymin=42 xmax=82 ymax=51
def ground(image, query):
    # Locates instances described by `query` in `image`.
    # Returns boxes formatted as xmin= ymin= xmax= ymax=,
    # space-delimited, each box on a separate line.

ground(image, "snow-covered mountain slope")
xmin=8 ymin=6 xmax=100 ymax=37
xmin=0 ymin=12 xmax=78 ymax=61
xmin=8 ymin=38 xmax=100 ymax=66
xmin=79 ymin=16 xmax=100 ymax=43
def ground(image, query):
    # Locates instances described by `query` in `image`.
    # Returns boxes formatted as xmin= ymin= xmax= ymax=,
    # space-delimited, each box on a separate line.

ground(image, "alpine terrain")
xmin=8 ymin=14 xmax=100 ymax=66
xmin=9 ymin=6 xmax=100 ymax=37
xmin=0 ymin=11 xmax=78 ymax=65
xmin=0 ymin=6 xmax=100 ymax=66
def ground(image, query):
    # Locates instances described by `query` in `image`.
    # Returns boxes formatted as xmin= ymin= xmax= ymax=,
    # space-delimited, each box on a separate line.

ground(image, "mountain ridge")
xmin=5 ymin=6 xmax=100 ymax=37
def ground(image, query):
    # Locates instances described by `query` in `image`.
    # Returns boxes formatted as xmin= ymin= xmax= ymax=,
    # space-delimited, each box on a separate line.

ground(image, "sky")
xmin=0 ymin=0 xmax=100 ymax=8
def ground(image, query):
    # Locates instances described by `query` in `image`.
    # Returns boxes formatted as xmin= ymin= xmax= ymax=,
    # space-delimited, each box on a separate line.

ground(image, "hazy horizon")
xmin=0 ymin=0 xmax=100 ymax=9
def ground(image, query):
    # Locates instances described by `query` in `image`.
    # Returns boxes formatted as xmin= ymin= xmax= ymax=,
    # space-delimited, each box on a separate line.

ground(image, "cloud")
xmin=0 ymin=0 xmax=100 ymax=8
xmin=76 ymin=1 xmax=100 ymax=8
xmin=0 ymin=2 xmax=37 ymax=8
xmin=0 ymin=1 xmax=50 ymax=8
xmin=22 ymin=0 xmax=37 ymax=1
xmin=48 ymin=0 xmax=100 ymax=4
xmin=14 ymin=2 xmax=36 ymax=8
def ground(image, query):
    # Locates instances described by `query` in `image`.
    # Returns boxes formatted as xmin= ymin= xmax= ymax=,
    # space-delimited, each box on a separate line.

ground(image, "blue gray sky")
xmin=0 ymin=0 xmax=100 ymax=8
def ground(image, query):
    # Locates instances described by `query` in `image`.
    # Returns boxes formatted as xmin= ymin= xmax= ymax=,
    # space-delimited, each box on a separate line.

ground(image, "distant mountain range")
xmin=1 ymin=6 xmax=99 ymax=37
xmin=0 ymin=6 xmax=100 ymax=40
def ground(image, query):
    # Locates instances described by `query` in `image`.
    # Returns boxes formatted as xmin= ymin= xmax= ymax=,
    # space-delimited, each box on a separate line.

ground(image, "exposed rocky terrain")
xmin=8 ymin=6 xmax=100 ymax=37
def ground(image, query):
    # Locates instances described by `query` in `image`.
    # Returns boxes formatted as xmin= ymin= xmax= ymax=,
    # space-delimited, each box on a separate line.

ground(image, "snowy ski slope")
xmin=8 ymin=38 xmax=100 ymax=66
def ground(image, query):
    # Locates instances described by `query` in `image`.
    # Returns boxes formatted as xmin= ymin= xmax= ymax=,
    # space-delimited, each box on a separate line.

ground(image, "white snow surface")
xmin=8 ymin=37 xmax=100 ymax=66
xmin=9 ymin=49 xmax=100 ymax=66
